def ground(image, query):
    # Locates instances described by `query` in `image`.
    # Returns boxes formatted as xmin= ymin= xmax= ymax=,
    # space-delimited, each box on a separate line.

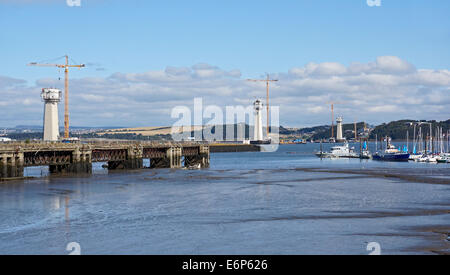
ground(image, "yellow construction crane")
xmin=247 ymin=74 xmax=278 ymax=137
xmin=28 ymin=55 xmax=85 ymax=139
xmin=325 ymin=101 xmax=345 ymax=139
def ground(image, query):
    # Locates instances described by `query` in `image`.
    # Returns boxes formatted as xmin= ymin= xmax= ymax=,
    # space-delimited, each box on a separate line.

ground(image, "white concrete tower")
xmin=253 ymin=99 xmax=264 ymax=141
xmin=41 ymin=88 xmax=62 ymax=142
xmin=336 ymin=116 xmax=344 ymax=141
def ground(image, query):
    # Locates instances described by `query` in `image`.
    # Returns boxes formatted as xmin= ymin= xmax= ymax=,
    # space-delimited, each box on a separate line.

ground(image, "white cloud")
xmin=22 ymin=98 xmax=39 ymax=106
xmin=307 ymin=106 xmax=325 ymax=114
xmin=0 ymin=57 xmax=448 ymax=128
xmin=367 ymin=105 xmax=400 ymax=113
xmin=374 ymin=56 xmax=416 ymax=74
xmin=80 ymin=94 xmax=106 ymax=102
xmin=289 ymin=62 xmax=347 ymax=77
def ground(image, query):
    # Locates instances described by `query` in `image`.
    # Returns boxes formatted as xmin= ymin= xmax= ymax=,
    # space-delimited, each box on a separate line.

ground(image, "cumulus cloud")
xmin=0 ymin=57 xmax=448 ymax=128
xmin=290 ymin=62 xmax=347 ymax=77
xmin=374 ymin=56 xmax=416 ymax=74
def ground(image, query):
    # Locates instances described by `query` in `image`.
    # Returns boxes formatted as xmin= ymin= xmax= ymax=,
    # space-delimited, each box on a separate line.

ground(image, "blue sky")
xmin=0 ymin=0 xmax=449 ymax=127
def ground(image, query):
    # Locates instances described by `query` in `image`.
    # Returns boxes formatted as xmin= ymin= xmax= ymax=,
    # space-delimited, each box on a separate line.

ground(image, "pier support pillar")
xmin=0 ymin=153 xmax=24 ymax=179
xmin=200 ymin=146 xmax=210 ymax=168
xmin=168 ymin=147 xmax=182 ymax=168
xmin=0 ymin=154 xmax=7 ymax=178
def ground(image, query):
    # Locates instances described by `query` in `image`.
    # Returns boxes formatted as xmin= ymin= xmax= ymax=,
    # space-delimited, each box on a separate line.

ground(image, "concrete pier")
xmin=0 ymin=150 xmax=24 ymax=179
xmin=0 ymin=142 xmax=210 ymax=180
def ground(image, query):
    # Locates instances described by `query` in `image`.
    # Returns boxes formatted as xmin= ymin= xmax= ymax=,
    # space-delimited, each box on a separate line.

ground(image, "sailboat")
xmin=360 ymin=141 xmax=371 ymax=159
xmin=436 ymin=127 xmax=449 ymax=163
xmin=437 ymin=153 xmax=450 ymax=163
xmin=373 ymin=137 xmax=410 ymax=162
xmin=409 ymin=125 xmax=424 ymax=161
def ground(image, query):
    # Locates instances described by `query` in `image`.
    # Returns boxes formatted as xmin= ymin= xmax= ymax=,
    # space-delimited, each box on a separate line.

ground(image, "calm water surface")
xmin=0 ymin=143 xmax=449 ymax=255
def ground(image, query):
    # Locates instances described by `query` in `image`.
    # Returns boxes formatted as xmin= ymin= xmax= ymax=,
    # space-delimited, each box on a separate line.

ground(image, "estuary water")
xmin=0 ymin=143 xmax=449 ymax=255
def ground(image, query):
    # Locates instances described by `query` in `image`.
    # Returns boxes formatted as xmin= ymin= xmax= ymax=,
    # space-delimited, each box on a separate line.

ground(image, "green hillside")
xmin=369 ymin=119 xmax=450 ymax=140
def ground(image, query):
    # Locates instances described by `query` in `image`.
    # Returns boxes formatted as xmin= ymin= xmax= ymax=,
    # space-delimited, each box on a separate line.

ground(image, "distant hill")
xmin=369 ymin=119 xmax=450 ymax=140
xmin=12 ymin=125 xmax=123 ymax=130
xmin=6 ymin=120 xmax=449 ymax=141
xmin=305 ymin=122 xmax=367 ymax=140
xmin=279 ymin=125 xmax=330 ymax=136
xmin=280 ymin=120 xmax=450 ymax=141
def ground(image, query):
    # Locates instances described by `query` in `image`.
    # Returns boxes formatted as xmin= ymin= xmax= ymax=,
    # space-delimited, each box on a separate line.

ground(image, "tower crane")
xmin=247 ymin=74 xmax=278 ymax=137
xmin=325 ymin=101 xmax=345 ymax=139
xmin=28 ymin=55 xmax=85 ymax=139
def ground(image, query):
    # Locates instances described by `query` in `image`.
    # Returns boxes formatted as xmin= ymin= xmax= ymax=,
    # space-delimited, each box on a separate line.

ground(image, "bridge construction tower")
xmin=336 ymin=116 xmax=345 ymax=142
xmin=253 ymin=99 xmax=264 ymax=142
xmin=41 ymin=88 xmax=62 ymax=142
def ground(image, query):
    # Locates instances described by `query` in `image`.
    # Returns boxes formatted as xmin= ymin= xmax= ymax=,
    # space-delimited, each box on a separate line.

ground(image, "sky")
xmin=0 ymin=0 xmax=449 ymax=128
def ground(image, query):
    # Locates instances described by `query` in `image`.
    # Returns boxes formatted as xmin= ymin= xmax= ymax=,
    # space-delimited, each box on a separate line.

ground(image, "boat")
xmin=360 ymin=149 xmax=372 ymax=159
xmin=426 ymin=155 xmax=438 ymax=163
xmin=360 ymin=150 xmax=371 ymax=159
xmin=409 ymin=154 xmax=423 ymax=161
xmin=436 ymin=157 xmax=446 ymax=163
xmin=417 ymin=155 xmax=430 ymax=163
xmin=437 ymin=153 xmax=450 ymax=164
xmin=415 ymin=154 xmax=441 ymax=163
xmin=315 ymin=143 xmax=359 ymax=158
xmin=372 ymin=137 xmax=410 ymax=162
xmin=360 ymin=141 xmax=372 ymax=159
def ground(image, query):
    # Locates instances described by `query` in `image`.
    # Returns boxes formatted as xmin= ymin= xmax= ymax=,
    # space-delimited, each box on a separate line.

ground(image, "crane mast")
xmin=247 ymin=74 xmax=278 ymax=138
xmin=28 ymin=55 xmax=85 ymax=139
xmin=326 ymin=101 xmax=345 ymax=139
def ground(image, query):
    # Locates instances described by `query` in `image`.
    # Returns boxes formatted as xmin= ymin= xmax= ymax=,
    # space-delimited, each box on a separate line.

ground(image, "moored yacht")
xmin=409 ymin=153 xmax=424 ymax=161
xmin=315 ymin=143 xmax=359 ymax=158
xmin=372 ymin=137 xmax=410 ymax=162
xmin=437 ymin=153 xmax=450 ymax=163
